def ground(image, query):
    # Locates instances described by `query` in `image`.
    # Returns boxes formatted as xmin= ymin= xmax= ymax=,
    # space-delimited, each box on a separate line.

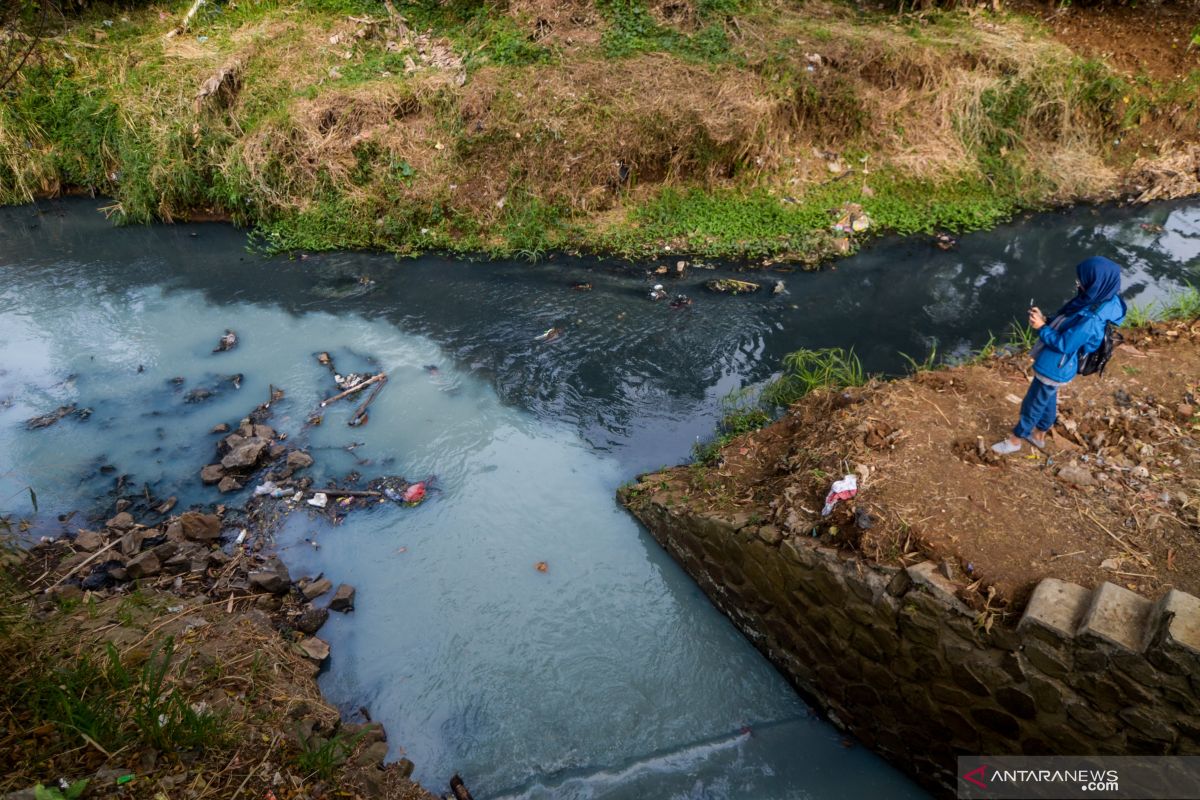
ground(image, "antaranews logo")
xmin=962 ymin=765 xmax=988 ymax=790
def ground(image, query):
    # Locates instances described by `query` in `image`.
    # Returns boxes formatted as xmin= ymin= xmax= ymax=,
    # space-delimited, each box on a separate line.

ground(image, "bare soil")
xmin=659 ymin=319 xmax=1200 ymax=614
xmin=1012 ymin=1 xmax=1200 ymax=81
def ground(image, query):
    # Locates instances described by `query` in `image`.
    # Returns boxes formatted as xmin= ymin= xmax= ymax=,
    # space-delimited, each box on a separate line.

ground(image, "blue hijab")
xmin=1054 ymin=256 xmax=1122 ymax=318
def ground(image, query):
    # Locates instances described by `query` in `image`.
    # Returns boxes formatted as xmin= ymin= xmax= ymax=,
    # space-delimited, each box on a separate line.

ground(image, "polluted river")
xmin=1 ymin=198 xmax=1197 ymax=799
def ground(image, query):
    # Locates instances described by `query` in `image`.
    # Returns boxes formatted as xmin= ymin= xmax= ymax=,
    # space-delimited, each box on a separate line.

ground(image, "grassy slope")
xmin=1 ymin=0 xmax=1197 ymax=262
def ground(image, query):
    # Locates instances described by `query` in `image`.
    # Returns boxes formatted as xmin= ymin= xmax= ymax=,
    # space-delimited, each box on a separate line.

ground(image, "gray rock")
xmin=253 ymin=424 xmax=276 ymax=440
xmin=330 ymin=583 xmax=356 ymax=612
xmin=217 ymin=475 xmax=243 ymax=494
xmin=295 ymin=605 xmax=329 ymax=635
xmin=4 ymin=788 xmax=38 ymax=800
xmin=74 ymin=529 xmax=105 ymax=551
xmin=210 ymin=422 xmax=230 ymax=434
xmin=221 ymin=438 xmax=268 ymax=470
xmin=248 ymin=558 xmax=291 ymax=595
xmin=106 ymin=511 xmax=135 ymax=531
xmin=302 ymin=577 xmax=333 ymax=600
xmin=180 ymin=512 xmax=221 ymax=542
xmin=126 ymin=550 xmax=162 ymax=579
xmin=200 ymin=463 xmax=225 ymax=484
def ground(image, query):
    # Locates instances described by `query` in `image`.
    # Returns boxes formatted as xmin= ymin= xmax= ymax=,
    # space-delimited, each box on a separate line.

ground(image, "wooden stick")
xmin=349 ymin=380 xmax=386 ymax=427
xmin=312 ymin=489 xmax=383 ymax=498
xmin=319 ymin=373 xmax=386 ymax=407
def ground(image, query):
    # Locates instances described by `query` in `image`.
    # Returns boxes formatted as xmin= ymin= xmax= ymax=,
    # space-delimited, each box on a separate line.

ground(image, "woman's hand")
xmin=1029 ymin=306 xmax=1046 ymax=330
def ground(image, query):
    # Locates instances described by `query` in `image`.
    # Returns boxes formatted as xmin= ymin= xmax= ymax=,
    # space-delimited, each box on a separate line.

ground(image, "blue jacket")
xmin=1032 ymin=294 xmax=1127 ymax=383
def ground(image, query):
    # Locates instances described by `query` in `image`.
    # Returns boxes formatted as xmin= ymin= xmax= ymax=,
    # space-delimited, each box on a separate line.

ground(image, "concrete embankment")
xmin=620 ymin=487 xmax=1200 ymax=793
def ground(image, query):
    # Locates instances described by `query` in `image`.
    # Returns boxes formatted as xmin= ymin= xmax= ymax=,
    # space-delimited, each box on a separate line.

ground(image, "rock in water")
xmin=330 ymin=583 xmax=356 ymax=612
xmin=302 ymin=577 xmax=333 ymax=600
xmin=221 ymin=438 xmax=268 ymax=470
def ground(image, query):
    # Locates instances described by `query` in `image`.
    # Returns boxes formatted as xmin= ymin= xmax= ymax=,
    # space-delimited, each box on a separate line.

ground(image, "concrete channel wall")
xmin=620 ymin=487 xmax=1200 ymax=795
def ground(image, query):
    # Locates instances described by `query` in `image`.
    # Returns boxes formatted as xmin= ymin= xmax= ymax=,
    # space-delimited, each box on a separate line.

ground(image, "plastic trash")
xmin=307 ymin=492 xmax=329 ymax=509
xmin=821 ymin=475 xmax=857 ymax=516
xmin=403 ymin=482 xmax=426 ymax=504
xmin=383 ymin=487 xmax=404 ymax=503
xmin=534 ymin=327 xmax=562 ymax=343
xmin=649 ymin=284 xmax=668 ymax=301
xmin=254 ymin=481 xmax=278 ymax=497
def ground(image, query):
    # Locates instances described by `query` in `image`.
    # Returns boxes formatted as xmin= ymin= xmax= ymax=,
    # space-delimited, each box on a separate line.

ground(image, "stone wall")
xmin=620 ymin=485 xmax=1200 ymax=796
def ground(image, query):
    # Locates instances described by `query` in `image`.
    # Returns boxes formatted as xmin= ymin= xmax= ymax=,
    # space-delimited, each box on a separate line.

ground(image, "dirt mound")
xmin=665 ymin=319 xmax=1200 ymax=612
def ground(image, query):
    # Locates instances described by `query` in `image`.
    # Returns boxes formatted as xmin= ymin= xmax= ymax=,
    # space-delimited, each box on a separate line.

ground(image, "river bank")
xmin=619 ymin=312 xmax=1200 ymax=793
xmin=0 ymin=399 xmax=442 ymax=799
xmin=2 ymin=0 xmax=1198 ymax=262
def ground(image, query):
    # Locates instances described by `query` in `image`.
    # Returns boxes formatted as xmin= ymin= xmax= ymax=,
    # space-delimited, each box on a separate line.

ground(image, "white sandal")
xmin=991 ymin=439 xmax=1021 ymax=455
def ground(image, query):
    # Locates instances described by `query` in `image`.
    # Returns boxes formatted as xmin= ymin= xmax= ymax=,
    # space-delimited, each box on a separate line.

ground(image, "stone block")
xmin=1018 ymin=578 xmax=1091 ymax=639
xmin=1156 ymin=589 xmax=1200 ymax=656
xmin=1078 ymin=582 xmax=1154 ymax=652
xmin=906 ymin=561 xmax=971 ymax=616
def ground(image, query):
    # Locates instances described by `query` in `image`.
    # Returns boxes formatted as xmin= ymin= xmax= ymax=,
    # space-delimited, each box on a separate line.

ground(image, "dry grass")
xmin=1 ymin=0 xmax=1194 ymax=255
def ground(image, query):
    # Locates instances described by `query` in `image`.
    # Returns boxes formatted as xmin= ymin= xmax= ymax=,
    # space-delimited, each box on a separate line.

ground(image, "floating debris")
xmin=534 ymin=327 xmax=562 ymax=343
xmin=649 ymin=284 xmax=669 ymax=302
xmin=669 ymin=294 xmax=692 ymax=309
xmin=213 ymin=329 xmax=238 ymax=353
xmin=26 ymin=404 xmax=92 ymax=430
xmin=705 ymin=279 xmax=761 ymax=295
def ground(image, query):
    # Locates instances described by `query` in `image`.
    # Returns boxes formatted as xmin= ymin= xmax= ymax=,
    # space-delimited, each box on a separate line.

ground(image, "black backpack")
xmin=1078 ymin=321 xmax=1121 ymax=377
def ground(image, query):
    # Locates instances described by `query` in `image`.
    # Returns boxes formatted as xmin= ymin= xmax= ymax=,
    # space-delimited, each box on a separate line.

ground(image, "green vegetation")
xmin=0 ymin=0 xmax=1196 ymax=260
xmin=15 ymin=637 xmax=226 ymax=757
xmin=692 ymin=387 xmax=772 ymax=464
xmin=293 ymin=727 xmax=368 ymax=780
xmin=761 ymin=347 xmax=867 ymax=408
xmin=1125 ymin=285 xmax=1200 ymax=327
xmin=597 ymin=0 xmax=739 ymax=61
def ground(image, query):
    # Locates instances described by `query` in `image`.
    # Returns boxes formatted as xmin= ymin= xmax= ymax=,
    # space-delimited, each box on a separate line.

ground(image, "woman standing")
xmin=992 ymin=256 xmax=1127 ymax=454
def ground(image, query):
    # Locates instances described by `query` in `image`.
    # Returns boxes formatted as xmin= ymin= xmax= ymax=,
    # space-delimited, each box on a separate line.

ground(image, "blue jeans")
xmin=1013 ymin=378 xmax=1057 ymax=439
